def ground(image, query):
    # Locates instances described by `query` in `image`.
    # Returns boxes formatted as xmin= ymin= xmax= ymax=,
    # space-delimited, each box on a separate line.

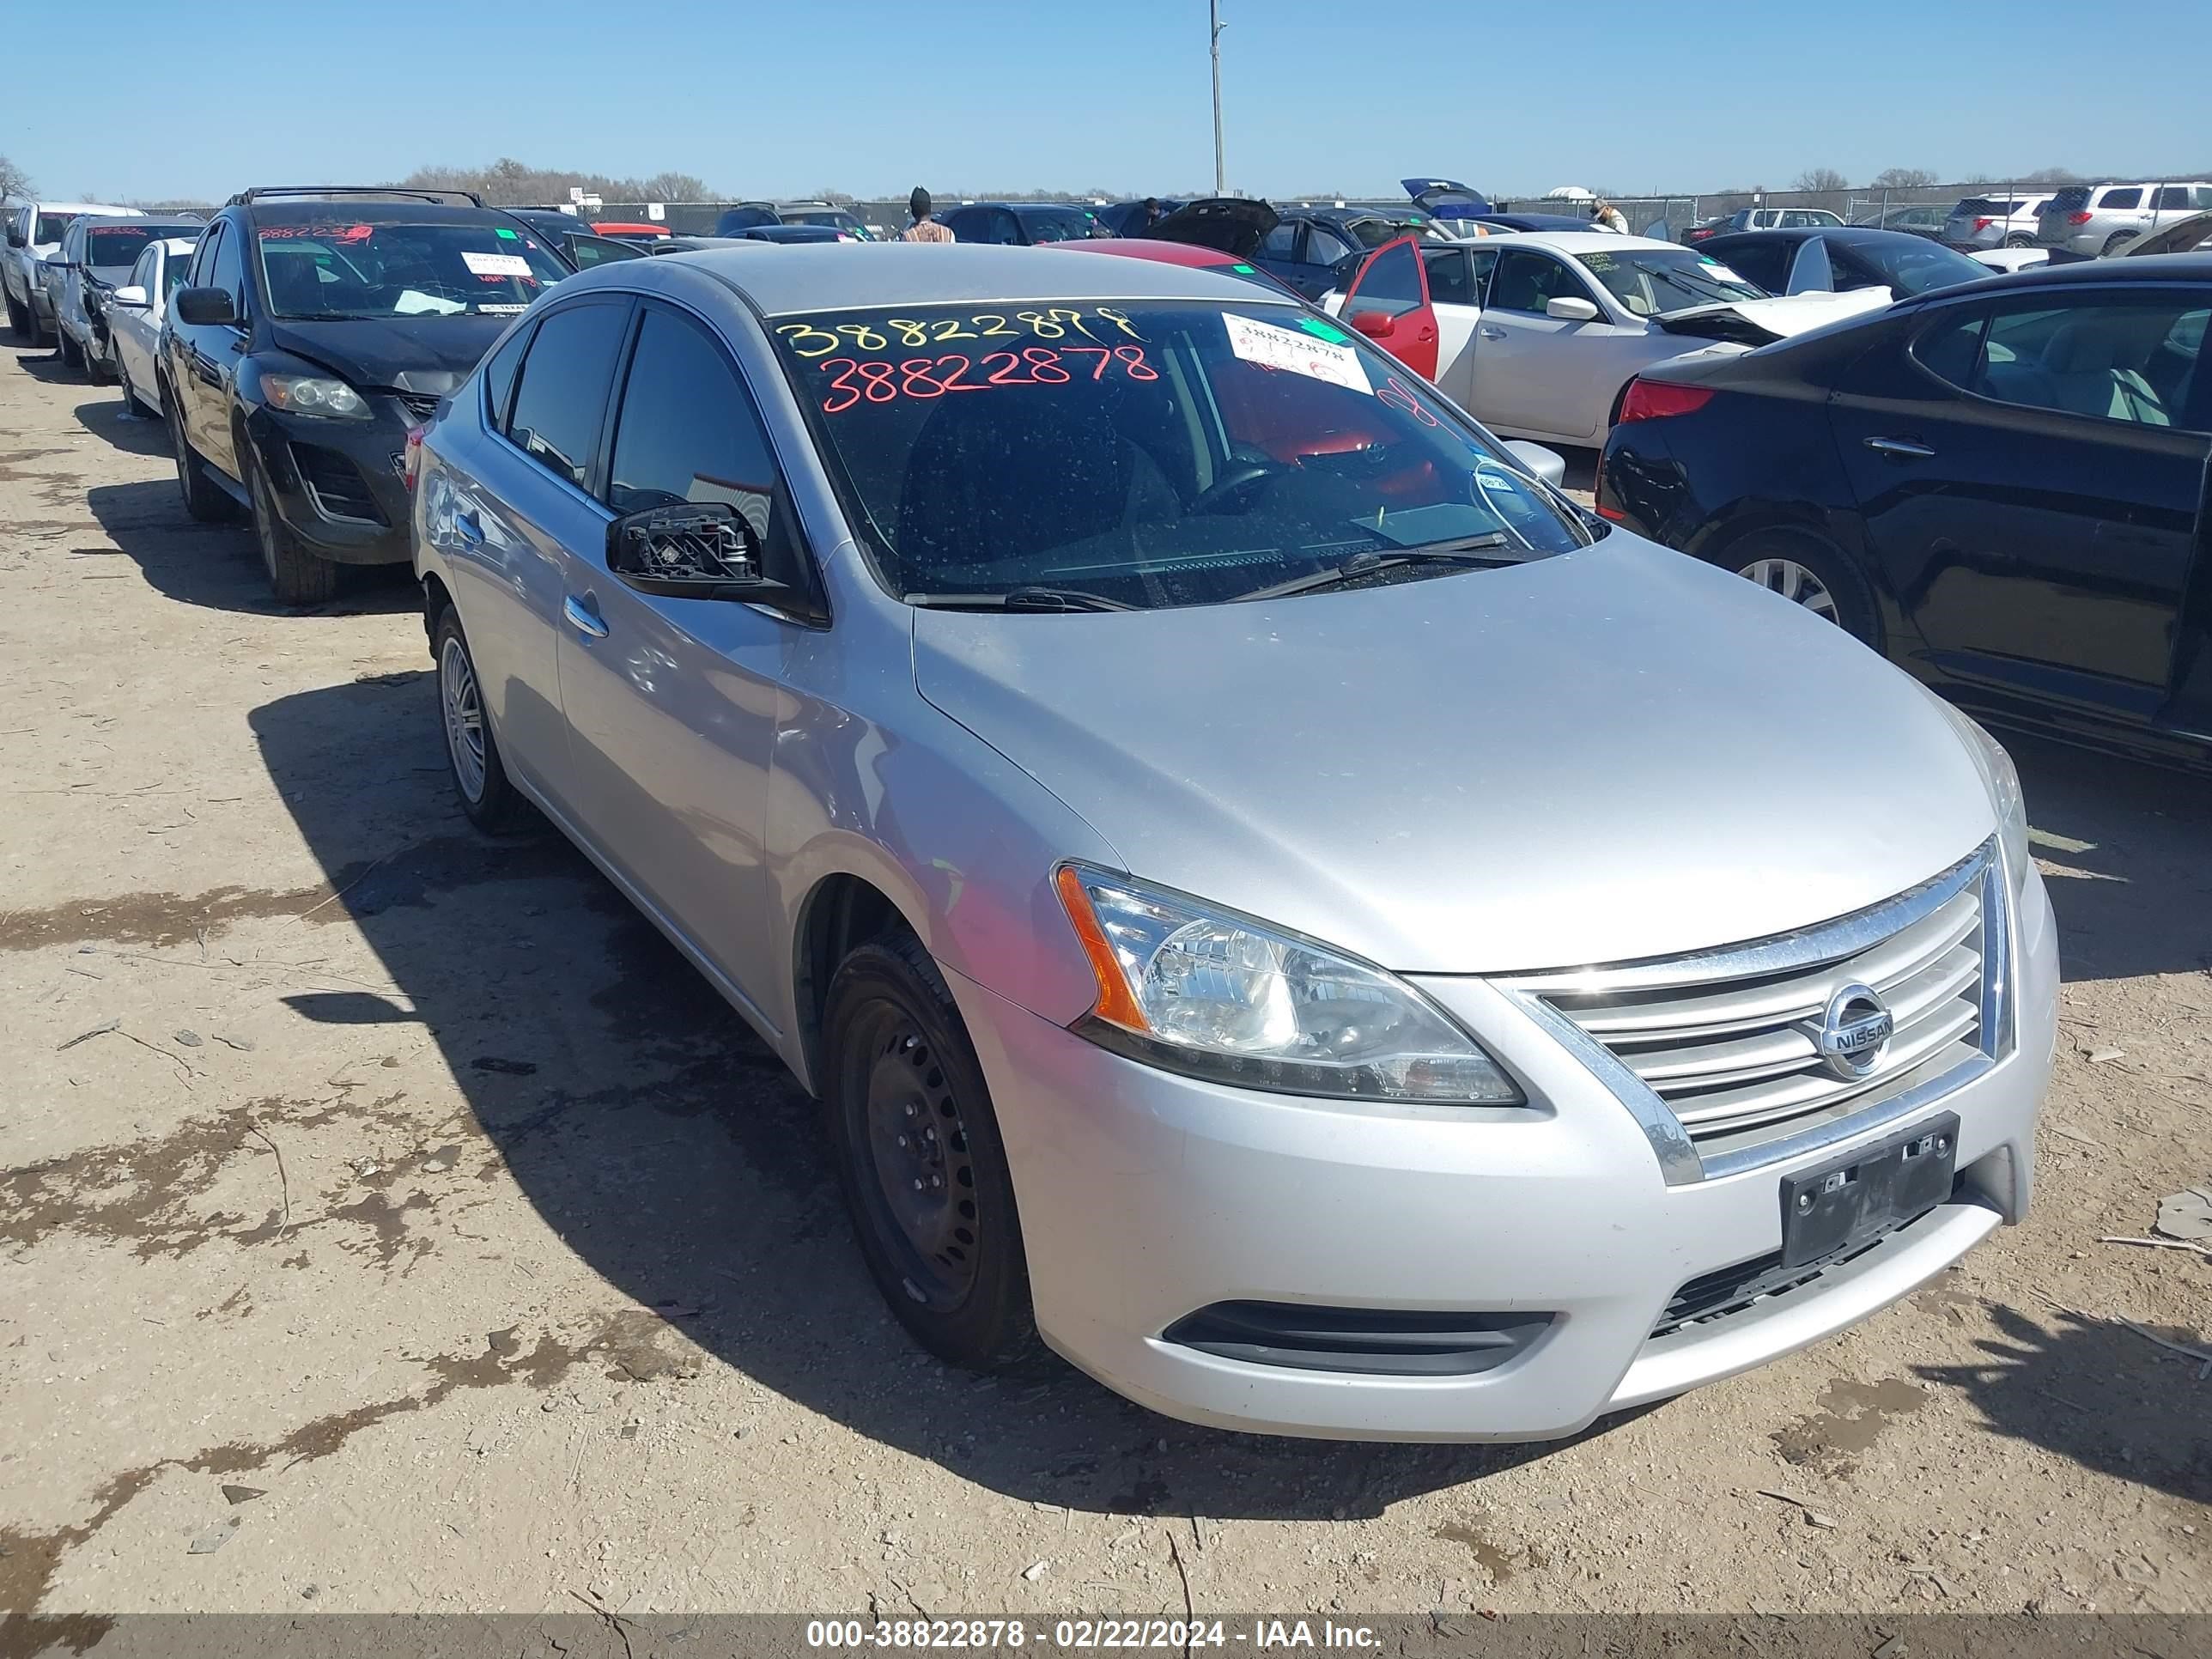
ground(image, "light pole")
xmin=1209 ymin=0 xmax=1226 ymax=195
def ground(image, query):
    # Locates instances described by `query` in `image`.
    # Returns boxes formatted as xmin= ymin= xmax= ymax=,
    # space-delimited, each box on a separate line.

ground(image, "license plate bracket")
xmin=1780 ymin=1113 xmax=1959 ymax=1269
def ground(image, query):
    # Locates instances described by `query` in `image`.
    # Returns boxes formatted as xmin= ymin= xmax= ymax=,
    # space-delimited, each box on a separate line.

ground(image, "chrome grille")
xmin=1501 ymin=842 xmax=2009 ymax=1183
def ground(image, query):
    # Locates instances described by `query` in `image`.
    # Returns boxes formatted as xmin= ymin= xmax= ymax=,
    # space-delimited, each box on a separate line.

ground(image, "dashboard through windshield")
xmin=773 ymin=299 xmax=1592 ymax=611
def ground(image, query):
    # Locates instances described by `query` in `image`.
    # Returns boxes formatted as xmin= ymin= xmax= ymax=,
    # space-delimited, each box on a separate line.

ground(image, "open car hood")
xmin=1401 ymin=178 xmax=1494 ymax=219
xmin=1144 ymin=197 xmax=1280 ymax=258
xmin=2129 ymin=211 xmax=2212 ymax=258
xmin=1653 ymin=288 xmax=1890 ymax=345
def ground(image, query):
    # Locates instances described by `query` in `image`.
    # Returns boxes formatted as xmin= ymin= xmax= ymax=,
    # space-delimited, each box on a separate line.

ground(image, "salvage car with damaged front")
xmin=161 ymin=188 xmax=568 ymax=604
xmin=412 ymin=246 xmax=2058 ymax=1441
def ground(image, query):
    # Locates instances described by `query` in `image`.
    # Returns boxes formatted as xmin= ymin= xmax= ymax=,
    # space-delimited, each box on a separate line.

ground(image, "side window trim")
xmin=483 ymin=316 xmax=538 ymax=434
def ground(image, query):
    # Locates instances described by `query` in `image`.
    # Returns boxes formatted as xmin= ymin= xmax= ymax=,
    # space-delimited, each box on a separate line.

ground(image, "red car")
xmin=589 ymin=222 xmax=672 ymax=245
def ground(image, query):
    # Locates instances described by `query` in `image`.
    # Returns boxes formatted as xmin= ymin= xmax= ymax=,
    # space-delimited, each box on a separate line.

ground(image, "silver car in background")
xmin=1942 ymin=193 xmax=2053 ymax=250
xmin=2037 ymin=180 xmax=2212 ymax=256
xmin=412 ymin=246 xmax=2057 ymax=1441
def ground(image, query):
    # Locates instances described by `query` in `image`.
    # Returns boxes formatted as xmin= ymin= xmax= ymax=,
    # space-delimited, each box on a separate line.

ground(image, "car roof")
xmin=29 ymin=202 xmax=142 ymax=217
xmin=157 ymin=237 xmax=200 ymax=254
xmin=1050 ymin=239 xmax=1240 ymax=269
xmin=1474 ymin=230 xmax=1680 ymax=253
xmin=615 ymin=243 xmax=1303 ymax=315
xmin=241 ymin=200 xmax=511 ymax=225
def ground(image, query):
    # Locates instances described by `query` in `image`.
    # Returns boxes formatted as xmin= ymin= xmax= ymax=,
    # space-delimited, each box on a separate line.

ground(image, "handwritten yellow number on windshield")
xmin=776 ymin=322 xmax=842 ymax=359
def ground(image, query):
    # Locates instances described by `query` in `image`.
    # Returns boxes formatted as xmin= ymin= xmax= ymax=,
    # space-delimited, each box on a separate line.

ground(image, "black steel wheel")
xmin=822 ymin=933 xmax=1049 ymax=1373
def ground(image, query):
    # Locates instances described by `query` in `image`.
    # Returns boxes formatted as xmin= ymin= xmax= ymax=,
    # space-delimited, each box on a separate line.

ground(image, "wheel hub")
xmin=861 ymin=1019 xmax=978 ymax=1303
xmin=440 ymin=635 xmax=488 ymax=802
xmin=1738 ymin=556 xmax=1839 ymax=622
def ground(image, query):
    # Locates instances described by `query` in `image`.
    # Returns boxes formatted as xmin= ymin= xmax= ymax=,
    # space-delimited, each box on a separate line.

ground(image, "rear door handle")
xmin=1479 ymin=326 xmax=1507 ymax=340
xmin=563 ymin=593 xmax=609 ymax=640
xmin=453 ymin=510 xmax=484 ymax=547
xmin=1864 ymin=436 xmax=1936 ymax=459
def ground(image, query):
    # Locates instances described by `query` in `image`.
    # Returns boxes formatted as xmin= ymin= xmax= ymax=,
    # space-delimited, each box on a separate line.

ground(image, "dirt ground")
xmin=2 ymin=338 xmax=2208 ymax=1626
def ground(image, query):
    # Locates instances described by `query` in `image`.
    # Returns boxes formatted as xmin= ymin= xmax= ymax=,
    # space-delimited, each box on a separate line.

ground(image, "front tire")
xmin=822 ymin=934 xmax=1048 ymax=1374
xmin=169 ymin=393 xmax=235 ymax=524
xmin=1723 ymin=527 xmax=1882 ymax=648
xmin=5 ymin=291 xmax=29 ymax=340
xmin=431 ymin=605 xmax=522 ymax=831
xmin=57 ymin=327 xmax=82 ymax=371
xmin=249 ymin=458 xmax=338 ymax=606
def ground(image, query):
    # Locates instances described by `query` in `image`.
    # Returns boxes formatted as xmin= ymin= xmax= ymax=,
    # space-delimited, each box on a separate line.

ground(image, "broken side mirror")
xmin=605 ymin=500 xmax=789 ymax=601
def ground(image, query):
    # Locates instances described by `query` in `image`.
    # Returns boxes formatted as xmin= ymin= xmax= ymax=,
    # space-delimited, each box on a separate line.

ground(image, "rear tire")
xmin=1720 ymin=527 xmax=1882 ymax=648
xmin=822 ymin=933 xmax=1050 ymax=1376
xmin=168 ymin=393 xmax=235 ymax=524
xmin=249 ymin=459 xmax=339 ymax=606
xmin=57 ymin=328 xmax=82 ymax=371
xmin=2102 ymin=231 xmax=2138 ymax=256
xmin=4 ymin=292 xmax=28 ymax=339
xmin=432 ymin=605 xmax=522 ymax=832
xmin=85 ymin=339 xmax=113 ymax=384
xmin=2002 ymin=233 xmax=2034 ymax=248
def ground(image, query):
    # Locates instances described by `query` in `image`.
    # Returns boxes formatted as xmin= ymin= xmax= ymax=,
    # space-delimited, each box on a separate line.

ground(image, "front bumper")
xmin=954 ymin=867 xmax=2057 ymax=1442
xmin=240 ymin=402 xmax=416 ymax=566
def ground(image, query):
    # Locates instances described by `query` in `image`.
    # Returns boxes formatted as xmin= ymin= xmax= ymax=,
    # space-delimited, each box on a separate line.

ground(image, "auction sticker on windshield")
xmin=1223 ymin=313 xmax=1371 ymax=395
xmin=460 ymin=250 xmax=533 ymax=279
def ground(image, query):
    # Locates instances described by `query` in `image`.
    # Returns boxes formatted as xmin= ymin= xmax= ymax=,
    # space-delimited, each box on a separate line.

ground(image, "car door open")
xmin=1337 ymin=236 xmax=1440 ymax=380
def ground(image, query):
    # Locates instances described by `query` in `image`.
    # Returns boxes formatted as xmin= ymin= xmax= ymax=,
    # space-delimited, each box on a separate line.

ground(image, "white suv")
xmin=4 ymin=202 xmax=143 ymax=341
xmin=2036 ymin=180 xmax=2212 ymax=256
xmin=1942 ymin=193 xmax=2054 ymax=250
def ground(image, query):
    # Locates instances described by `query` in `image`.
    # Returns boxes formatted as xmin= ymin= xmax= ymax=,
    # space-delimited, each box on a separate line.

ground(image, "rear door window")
xmin=1422 ymin=247 xmax=1474 ymax=307
xmin=2098 ymin=187 xmax=2142 ymax=210
xmin=480 ymin=318 xmax=536 ymax=429
xmin=505 ymin=300 xmax=631 ymax=490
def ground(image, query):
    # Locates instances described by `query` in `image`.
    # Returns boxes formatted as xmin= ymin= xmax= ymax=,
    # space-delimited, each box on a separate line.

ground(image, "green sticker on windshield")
xmin=1231 ymin=262 xmax=1256 ymax=273
xmin=1297 ymin=317 xmax=1352 ymax=343
xmin=496 ymin=227 xmax=519 ymax=240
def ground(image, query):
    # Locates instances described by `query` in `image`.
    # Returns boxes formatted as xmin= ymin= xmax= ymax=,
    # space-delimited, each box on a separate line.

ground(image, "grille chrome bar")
xmin=1499 ymin=841 xmax=2009 ymax=1183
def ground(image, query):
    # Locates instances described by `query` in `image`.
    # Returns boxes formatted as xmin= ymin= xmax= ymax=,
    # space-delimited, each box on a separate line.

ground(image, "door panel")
xmin=1468 ymin=247 xmax=1638 ymax=441
xmin=450 ymin=299 xmax=632 ymax=815
xmin=1339 ymin=236 xmax=1439 ymax=380
xmin=551 ymin=302 xmax=799 ymax=1018
xmin=1832 ymin=291 xmax=2211 ymax=717
xmin=1420 ymin=246 xmax=1494 ymax=406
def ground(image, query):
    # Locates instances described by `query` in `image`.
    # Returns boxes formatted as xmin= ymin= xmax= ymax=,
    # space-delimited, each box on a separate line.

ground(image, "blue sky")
xmin=9 ymin=0 xmax=2209 ymax=204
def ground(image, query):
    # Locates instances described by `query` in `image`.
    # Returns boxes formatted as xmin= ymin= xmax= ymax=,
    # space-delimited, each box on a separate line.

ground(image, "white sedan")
xmin=1326 ymin=232 xmax=1884 ymax=447
xmin=104 ymin=236 xmax=199 ymax=420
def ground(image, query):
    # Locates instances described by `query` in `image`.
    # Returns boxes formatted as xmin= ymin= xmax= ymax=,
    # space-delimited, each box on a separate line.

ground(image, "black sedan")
xmin=1693 ymin=226 xmax=1995 ymax=301
xmin=1596 ymin=255 xmax=2212 ymax=768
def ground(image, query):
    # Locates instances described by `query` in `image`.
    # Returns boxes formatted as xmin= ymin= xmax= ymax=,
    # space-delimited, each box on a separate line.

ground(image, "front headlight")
xmin=1939 ymin=703 xmax=2028 ymax=889
xmin=259 ymin=372 xmax=370 ymax=419
xmin=1054 ymin=865 xmax=1522 ymax=1104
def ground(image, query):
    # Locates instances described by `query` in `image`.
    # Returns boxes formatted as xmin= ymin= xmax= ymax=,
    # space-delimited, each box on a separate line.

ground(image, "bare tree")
xmin=1871 ymin=167 xmax=1938 ymax=189
xmin=398 ymin=158 xmax=724 ymax=207
xmin=2021 ymin=166 xmax=2081 ymax=184
xmin=1793 ymin=167 xmax=1850 ymax=193
xmin=0 ymin=154 xmax=33 ymax=202
xmin=641 ymin=173 xmax=710 ymax=203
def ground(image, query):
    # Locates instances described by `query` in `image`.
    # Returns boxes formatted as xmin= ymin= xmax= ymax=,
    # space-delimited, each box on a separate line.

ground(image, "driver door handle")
xmin=563 ymin=594 xmax=609 ymax=640
xmin=1864 ymin=436 xmax=1936 ymax=459
xmin=1479 ymin=325 xmax=1507 ymax=340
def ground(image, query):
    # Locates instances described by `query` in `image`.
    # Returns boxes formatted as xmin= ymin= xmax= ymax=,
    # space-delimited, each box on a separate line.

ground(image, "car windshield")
xmin=1346 ymin=218 xmax=1417 ymax=247
xmin=252 ymin=221 xmax=567 ymax=319
xmin=87 ymin=225 xmax=185 ymax=271
xmin=1017 ymin=209 xmax=1103 ymax=243
xmin=1856 ymin=239 xmax=1990 ymax=296
xmin=1575 ymin=246 xmax=1769 ymax=314
xmin=772 ymin=299 xmax=1590 ymax=611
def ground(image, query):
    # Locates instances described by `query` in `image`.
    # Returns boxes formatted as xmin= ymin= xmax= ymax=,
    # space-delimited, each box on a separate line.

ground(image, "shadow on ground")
xmin=1916 ymin=1300 xmax=2212 ymax=1507
xmin=86 ymin=478 xmax=416 ymax=617
xmin=248 ymin=671 xmax=1652 ymax=1519
xmin=2006 ymin=732 xmax=2212 ymax=982
xmin=72 ymin=393 xmax=169 ymax=459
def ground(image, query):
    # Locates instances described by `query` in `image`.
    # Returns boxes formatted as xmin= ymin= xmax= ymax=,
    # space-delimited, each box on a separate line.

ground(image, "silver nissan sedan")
xmin=411 ymin=246 xmax=2058 ymax=1442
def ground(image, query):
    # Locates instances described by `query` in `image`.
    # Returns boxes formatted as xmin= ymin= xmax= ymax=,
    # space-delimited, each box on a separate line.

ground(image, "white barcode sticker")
xmin=1223 ymin=313 xmax=1372 ymax=394
xmin=461 ymin=250 xmax=532 ymax=278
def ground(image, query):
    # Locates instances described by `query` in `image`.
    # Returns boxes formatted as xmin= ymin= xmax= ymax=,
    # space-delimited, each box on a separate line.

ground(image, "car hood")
xmin=1145 ymin=197 xmax=1280 ymax=258
xmin=264 ymin=315 xmax=510 ymax=394
xmin=1654 ymin=288 xmax=1890 ymax=343
xmin=911 ymin=540 xmax=1993 ymax=975
xmin=2130 ymin=211 xmax=2212 ymax=257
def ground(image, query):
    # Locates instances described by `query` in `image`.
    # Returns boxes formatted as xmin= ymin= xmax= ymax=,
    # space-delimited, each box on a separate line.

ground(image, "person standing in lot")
xmin=900 ymin=188 xmax=955 ymax=244
xmin=1591 ymin=198 xmax=1629 ymax=234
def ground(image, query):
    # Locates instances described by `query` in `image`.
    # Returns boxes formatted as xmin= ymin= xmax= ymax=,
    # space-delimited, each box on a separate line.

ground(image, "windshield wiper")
xmin=1233 ymin=533 xmax=1520 ymax=602
xmin=905 ymin=586 xmax=1133 ymax=613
